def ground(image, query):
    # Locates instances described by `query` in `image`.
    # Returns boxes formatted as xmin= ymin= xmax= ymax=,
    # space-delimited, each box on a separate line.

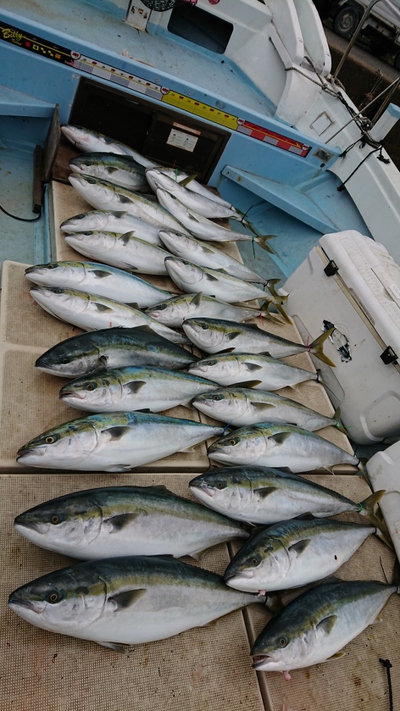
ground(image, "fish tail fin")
xmin=255 ymin=235 xmax=276 ymax=254
xmin=309 ymin=328 xmax=336 ymax=367
xmin=262 ymin=280 xmax=291 ymax=323
xmin=333 ymin=407 xmax=348 ymax=435
xmin=359 ymin=489 xmax=393 ymax=549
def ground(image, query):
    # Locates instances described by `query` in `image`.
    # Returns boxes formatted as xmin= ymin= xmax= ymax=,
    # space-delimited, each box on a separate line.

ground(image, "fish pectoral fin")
xmin=99 ymin=355 xmax=108 ymax=368
xmin=218 ymin=348 xmax=235 ymax=354
xmin=269 ymin=432 xmax=292 ymax=445
xmin=205 ymin=274 xmax=219 ymax=282
xmin=92 ymin=270 xmax=112 ymax=279
xmin=178 ymin=173 xmax=198 ymax=187
xmin=235 ymin=380 xmax=263 ymax=388
xmin=126 ymin=302 xmax=139 ymax=309
xmin=109 ymin=512 xmax=141 ymax=531
xmin=265 ymin=592 xmax=285 ymax=616
xmin=254 ymin=486 xmax=278 ymax=498
xmin=245 ymin=363 xmax=263 ymax=372
xmin=95 ymin=303 xmax=113 ymax=312
xmin=124 ymin=380 xmax=146 ymax=394
xmin=227 ymin=331 xmax=243 ymax=340
xmin=178 ymin=444 xmax=198 ymax=453
xmin=288 ymin=539 xmax=311 ymax=556
xmin=250 ymin=402 xmax=275 ymax=411
xmin=316 ymin=614 xmax=337 ymax=636
xmin=110 ymin=588 xmax=147 ymax=611
xmin=190 ymin=292 xmax=203 ymax=306
xmin=104 ymin=464 xmax=133 ymax=472
xmin=106 ymin=426 xmax=132 ymax=440
xmin=97 ymin=641 xmax=130 ymax=653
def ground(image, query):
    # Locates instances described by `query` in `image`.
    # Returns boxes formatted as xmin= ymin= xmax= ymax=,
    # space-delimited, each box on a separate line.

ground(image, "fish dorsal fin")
xmin=234 ymin=380 xmax=262 ymax=388
xmin=125 ymin=380 xmax=146 ymax=394
xmin=269 ymin=432 xmax=292 ymax=445
xmin=109 ymin=588 xmax=147 ymax=610
xmin=316 ymin=615 xmax=337 ymax=635
xmin=254 ymin=486 xmax=278 ymax=498
xmin=126 ymin=302 xmax=139 ymax=309
xmin=288 ymin=539 xmax=310 ymax=556
xmin=109 ymin=512 xmax=141 ymax=531
xmin=191 ymin=292 xmax=203 ymax=306
xmin=178 ymin=173 xmax=198 ymax=187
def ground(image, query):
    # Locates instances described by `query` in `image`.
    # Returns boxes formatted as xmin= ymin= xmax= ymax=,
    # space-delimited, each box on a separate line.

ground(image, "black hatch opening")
xmin=168 ymin=1 xmax=233 ymax=54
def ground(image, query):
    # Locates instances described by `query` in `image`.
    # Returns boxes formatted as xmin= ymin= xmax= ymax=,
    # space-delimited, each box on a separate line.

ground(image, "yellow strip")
xmin=161 ymin=90 xmax=238 ymax=130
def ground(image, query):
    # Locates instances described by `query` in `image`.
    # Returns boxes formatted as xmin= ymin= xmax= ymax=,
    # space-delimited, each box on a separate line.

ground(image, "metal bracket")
xmin=380 ymin=346 xmax=398 ymax=365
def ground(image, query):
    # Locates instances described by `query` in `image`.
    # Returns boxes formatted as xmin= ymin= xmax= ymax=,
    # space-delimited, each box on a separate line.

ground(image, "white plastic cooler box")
xmin=283 ymin=230 xmax=400 ymax=445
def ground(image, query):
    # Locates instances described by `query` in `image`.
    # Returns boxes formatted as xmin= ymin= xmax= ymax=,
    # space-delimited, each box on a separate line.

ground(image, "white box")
xmin=282 ymin=229 xmax=400 ymax=444
xmin=366 ymin=441 xmax=400 ymax=561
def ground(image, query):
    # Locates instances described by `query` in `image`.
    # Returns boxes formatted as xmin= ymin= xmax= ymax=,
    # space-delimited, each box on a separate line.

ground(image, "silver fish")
xmin=25 ymin=261 xmax=172 ymax=307
xmin=224 ymin=518 xmax=376 ymax=593
xmin=152 ymin=167 xmax=235 ymax=208
xmin=60 ymin=212 xmax=163 ymax=245
xmin=9 ymin=556 xmax=265 ymax=649
xmin=146 ymin=168 xmax=243 ymax=220
xmin=144 ymin=292 xmax=262 ymax=328
xmin=29 ymin=286 xmax=187 ymax=344
xmin=207 ymin=422 xmax=359 ymax=472
xmin=61 ymin=125 xmax=156 ymax=167
xmin=158 ymin=229 xmax=268 ymax=284
xmin=182 ymin=318 xmax=335 ymax=366
xmin=14 ymin=484 xmax=249 ymax=560
xmin=192 ymin=388 xmax=342 ymax=431
xmin=187 ymin=353 xmax=319 ymax=390
xmin=68 ymin=175 xmax=189 ymax=231
xmin=64 ymin=232 xmax=173 ymax=275
xmin=16 ymin=412 xmax=224 ymax=472
xmin=59 ymin=366 xmax=219 ymax=413
xmin=188 ymin=466 xmax=385 ymax=525
xmin=164 ymin=257 xmax=285 ymax=313
xmin=156 ymin=189 xmax=272 ymax=247
xmin=251 ymin=579 xmax=400 ymax=677
xmin=35 ymin=327 xmax=197 ymax=378
xmin=69 ymin=152 xmax=149 ymax=191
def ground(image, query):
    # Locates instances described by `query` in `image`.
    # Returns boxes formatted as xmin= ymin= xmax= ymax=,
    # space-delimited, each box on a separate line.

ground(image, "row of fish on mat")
xmin=17 ymin=123 xmax=361 ymax=474
xmin=9 ymin=125 xmax=396 ymax=683
xmin=9 ymin=468 xmax=395 ymax=681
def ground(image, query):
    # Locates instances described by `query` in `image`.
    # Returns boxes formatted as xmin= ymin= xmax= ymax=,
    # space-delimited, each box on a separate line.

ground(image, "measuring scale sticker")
xmin=323 ymin=320 xmax=352 ymax=362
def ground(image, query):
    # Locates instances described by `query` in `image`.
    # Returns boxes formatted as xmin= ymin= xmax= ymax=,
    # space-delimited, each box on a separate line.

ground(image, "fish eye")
xmin=212 ymin=394 xmax=224 ymax=401
xmin=47 ymin=592 xmax=59 ymax=604
xmin=250 ymin=557 xmax=259 ymax=567
xmin=228 ymin=438 xmax=239 ymax=446
xmin=47 ymin=264 xmax=56 ymax=269
xmin=158 ymin=304 xmax=167 ymax=311
xmin=200 ymin=325 xmax=209 ymax=331
xmin=52 ymin=288 xmax=63 ymax=294
xmin=83 ymin=231 xmax=93 ymax=235
xmin=45 ymin=436 xmax=55 ymax=444
xmin=86 ymin=178 xmax=96 ymax=185
xmin=61 ymin=357 xmax=70 ymax=364
xmin=85 ymin=382 xmax=97 ymax=391
xmin=216 ymin=481 xmax=225 ymax=490
xmin=51 ymin=515 xmax=60 ymax=524
xmin=278 ymin=637 xmax=287 ymax=647
xmin=207 ymin=360 xmax=217 ymax=366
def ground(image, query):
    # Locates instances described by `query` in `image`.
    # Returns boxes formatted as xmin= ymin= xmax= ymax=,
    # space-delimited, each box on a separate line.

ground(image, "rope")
xmin=379 ymin=658 xmax=393 ymax=711
xmin=0 ymin=205 xmax=42 ymax=222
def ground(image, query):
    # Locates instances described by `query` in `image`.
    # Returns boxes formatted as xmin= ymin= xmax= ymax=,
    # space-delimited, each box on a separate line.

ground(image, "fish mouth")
xmin=17 ymin=447 xmax=45 ymax=459
xmin=8 ymin=596 xmax=42 ymax=614
xmin=225 ymin=571 xmax=254 ymax=582
xmin=59 ymin=391 xmax=85 ymax=401
xmin=190 ymin=483 xmax=215 ymax=498
xmin=14 ymin=517 xmax=45 ymax=533
xmin=252 ymin=655 xmax=271 ymax=670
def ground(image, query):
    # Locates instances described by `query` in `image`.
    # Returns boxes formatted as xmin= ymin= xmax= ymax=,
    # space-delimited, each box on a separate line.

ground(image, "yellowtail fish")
xmin=189 ymin=466 xmax=385 ymax=525
xmin=187 ymin=353 xmax=319 ymax=390
xmin=59 ymin=365 xmax=219 ymax=413
xmin=9 ymin=556 xmax=267 ymax=650
xmin=144 ymin=292 xmax=263 ymax=328
xmin=192 ymin=388 xmax=343 ymax=431
xmin=16 ymin=412 xmax=224 ymax=472
xmin=30 ymin=286 xmax=186 ymax=344
xmin=207 ymin=422 xmax=359 ymax=472
xmin=60 ymin=212 xmax=163 ymax=245
xmin=14 ymin=484 xmax=249 ymax=559
xmin=251 ymin=578 xmax=400 ymax=679
xmin=69 ymin=152 xmax=149 ymax=191
xmin=35 ymin=326 xmax=197 ymax=378
xmin=182 ymin=318 xmax=335 ymax=366
xmin=224 ymin=518 xmax=376 ymax=593
xmin=25 ymin=261 xmax=172 ymax=307
xmin=61 ymin=125 xmax=156 ymax=167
